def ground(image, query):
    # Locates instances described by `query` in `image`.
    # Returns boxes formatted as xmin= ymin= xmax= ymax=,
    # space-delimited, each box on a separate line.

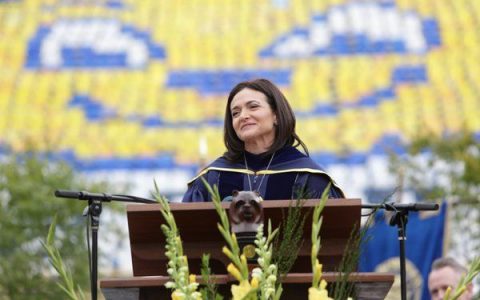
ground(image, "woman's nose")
xmin=239 ymin=110 xmax=249 ymax=120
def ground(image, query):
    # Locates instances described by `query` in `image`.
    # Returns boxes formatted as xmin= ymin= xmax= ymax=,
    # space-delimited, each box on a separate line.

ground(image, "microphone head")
xmin=54 ymin=190 xmax=81 ymax=199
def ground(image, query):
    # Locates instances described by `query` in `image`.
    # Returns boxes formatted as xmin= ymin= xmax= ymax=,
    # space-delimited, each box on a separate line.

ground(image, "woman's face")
xmin=230 ymin=88 xmax=277 ymax=149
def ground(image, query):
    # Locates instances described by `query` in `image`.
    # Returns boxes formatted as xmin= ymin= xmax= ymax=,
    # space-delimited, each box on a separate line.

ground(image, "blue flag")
xmin=359 ymin=202 xmax=447 ymax=300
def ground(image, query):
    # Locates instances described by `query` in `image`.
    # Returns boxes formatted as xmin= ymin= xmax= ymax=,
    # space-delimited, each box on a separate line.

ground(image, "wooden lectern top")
xmin=127 ymin=198 xmax=361 ymax=277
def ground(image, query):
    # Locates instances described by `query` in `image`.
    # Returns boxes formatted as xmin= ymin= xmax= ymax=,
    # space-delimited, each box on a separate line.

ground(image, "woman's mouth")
xmin=241 ymin=123 xmax=256 ymax=130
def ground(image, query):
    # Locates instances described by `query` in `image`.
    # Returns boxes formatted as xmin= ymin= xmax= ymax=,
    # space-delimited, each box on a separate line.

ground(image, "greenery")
xmin=200 ymin=179 xmax=337 ymax=300
xmin=200 ymin=254 xmax=223 ymax=300
xmin=42 ymin=215 xmax=85 ymax=300
xmin=200 ymin=178 xmax=286 ymax=300
xmin=331 ymin=188 xmax=393 ymax=299
xmin=272 ymin=196 xmax=310 ymax=280
xmin=201 ymin=180 xmax=259 ymax=300
xmin=0 ymin=153 xmax=114 ymax=299
xmin=154 ymin=185 xmax=202 ymax=300
xmin=308 ymin=186 xmax=331 ymax=300
xmin=332 ymin=214 xmax=375 ymax=299
xmin=252 ymin=222 xmax=282 ymax=300
xmin=36 ymin=176 xmax=346 ymax=300
xmin=40 ymin=179 xmax=362 ymax=300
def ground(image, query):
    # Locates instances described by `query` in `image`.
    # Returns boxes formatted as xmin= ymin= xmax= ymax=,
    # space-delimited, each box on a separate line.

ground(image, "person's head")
xmin=428 ymin=257 xmax=473 ymax=300
xmin=223 ymin=78 xmax=307 ymax=161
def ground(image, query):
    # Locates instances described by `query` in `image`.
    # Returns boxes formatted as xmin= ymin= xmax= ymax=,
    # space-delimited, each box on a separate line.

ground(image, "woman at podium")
xmin=183 ymin=78 xmax=344 ymax=202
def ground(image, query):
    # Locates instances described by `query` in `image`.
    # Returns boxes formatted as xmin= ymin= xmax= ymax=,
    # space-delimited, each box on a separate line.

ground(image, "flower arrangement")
xmin=251 ymin=222 xmax=282 ymax=300
xmin=155 ymin=186 xmax=202 ymax=300
xmin=154 ymin=178 xmax=334 ymax=299
xmin=203 ymin=181 xmax=284 ymax=300
xmin=308 ymin=187 xmax=332 ymax=300
xmin=206 ymin=183 xmax=258 ymax=300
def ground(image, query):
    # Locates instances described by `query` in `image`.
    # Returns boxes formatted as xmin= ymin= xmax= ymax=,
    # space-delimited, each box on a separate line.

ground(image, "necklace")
xmin=244 ymin=152 xmax=275 ymax=193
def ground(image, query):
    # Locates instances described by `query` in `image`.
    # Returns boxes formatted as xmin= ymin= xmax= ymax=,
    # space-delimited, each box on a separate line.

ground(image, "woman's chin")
xmin=237 ymin=132 xmax=257 ymax=142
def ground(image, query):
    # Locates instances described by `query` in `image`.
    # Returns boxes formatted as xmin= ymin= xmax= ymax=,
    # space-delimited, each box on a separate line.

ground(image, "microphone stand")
xmin=361 ymin=202 xmax=439 ymax=300
xmin=54 ymin=190 xmax=157 ymax=300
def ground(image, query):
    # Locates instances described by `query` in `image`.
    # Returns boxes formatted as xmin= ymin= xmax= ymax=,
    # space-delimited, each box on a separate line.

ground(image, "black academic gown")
xmin=182 ymin=146 xmax=344 ymax=202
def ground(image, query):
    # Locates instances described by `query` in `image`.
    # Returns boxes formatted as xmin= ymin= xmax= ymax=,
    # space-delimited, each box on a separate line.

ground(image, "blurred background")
xmin=0 ymin=0 xmax=478 ymax=299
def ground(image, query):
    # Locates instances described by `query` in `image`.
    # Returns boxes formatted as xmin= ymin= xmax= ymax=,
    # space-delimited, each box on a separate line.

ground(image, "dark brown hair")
xmin=223 ymin=78 xmax=308 ymax=162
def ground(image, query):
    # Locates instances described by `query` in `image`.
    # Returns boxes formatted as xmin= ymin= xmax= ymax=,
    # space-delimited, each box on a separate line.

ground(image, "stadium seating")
xmin=0 ymin=0 xmax=479 ymax=173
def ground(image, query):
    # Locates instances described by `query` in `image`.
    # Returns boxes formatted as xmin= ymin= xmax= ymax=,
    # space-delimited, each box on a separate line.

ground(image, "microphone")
xmin=394 ymin=202 xmax=439 ymax=211
xmin=55 ymin=190 xmax=111 ymax=201
xmin=54 ymin=189 xmax=81 ymax=199
xmin=54 ymin=188 xmax=155 ymax=300
xmin=362 ymin=202 xmax=439 ymax=212
xmin=54 ymin=190 xmax=157 ymax=204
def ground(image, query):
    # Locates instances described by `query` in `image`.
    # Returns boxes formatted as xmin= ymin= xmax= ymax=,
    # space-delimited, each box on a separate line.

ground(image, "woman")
xmin=183 ymin=78 xmax=344 ymax=202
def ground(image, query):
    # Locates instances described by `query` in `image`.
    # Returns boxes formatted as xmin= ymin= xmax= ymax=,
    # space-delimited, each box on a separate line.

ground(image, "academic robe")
xmin=182 ymin=146 xmax=344 ymax=202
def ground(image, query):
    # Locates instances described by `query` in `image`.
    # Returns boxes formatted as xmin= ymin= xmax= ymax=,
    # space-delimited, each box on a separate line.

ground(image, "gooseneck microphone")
xmin=362 ymin=202 xmax=439 ymax=212
xmin=53 ymin=189 xmax=157 ymax=300
xmin=54 ymin=190 xmax=157 ymax=204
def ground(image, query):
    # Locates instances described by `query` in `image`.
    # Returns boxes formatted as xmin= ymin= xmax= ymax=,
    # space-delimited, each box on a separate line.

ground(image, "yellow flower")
xmin=189 ymin=274 xmax=196 ymax=284
xmin=227 ymin=263 xmax=243 ymax=282
xmin=312 ymin=260 xmax=326 ymax=289
xmin=320 ymin=279 xmax=327 ymax=290
xmin=250 ymin=277 xmax=259 ymax=289
xmin=240 ymin=254 xmax=247 ymax=266
xmin=315 ymin=261 xmax=323 ymax=275
xmin=222 ymin=246 xmax=233 ymax=258
xmin=171 ymin=290 xmax=185 ymax=300
xmin=308 ymin=287 xmax=333 ymax=300
xmin=231 ymin=280 xmax=256 ymax=300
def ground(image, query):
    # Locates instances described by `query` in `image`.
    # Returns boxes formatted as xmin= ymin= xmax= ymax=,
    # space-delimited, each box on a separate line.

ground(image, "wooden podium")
xmin=100 ymin=199 xmax=394 ymax=299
